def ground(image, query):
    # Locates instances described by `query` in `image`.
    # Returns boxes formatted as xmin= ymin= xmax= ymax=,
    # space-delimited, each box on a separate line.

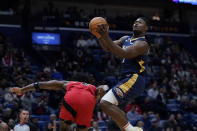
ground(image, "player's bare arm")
xmin=109 ymin=39 xmax=148 ymax=59
xmin=98 ymin=38 xmax=110 ymax=52
xmin=98 ymin=35 xmax=128 ymax=52
xmin=113 ymin=36 xmax=129 ymax=47
xmin=9 ymin=80 xmax=70 ymax=95
xmin=97 ymin=24 xmax=148 ymax=58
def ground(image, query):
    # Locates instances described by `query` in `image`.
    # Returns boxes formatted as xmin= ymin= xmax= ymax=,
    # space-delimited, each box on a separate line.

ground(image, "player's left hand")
xmin=9 ymin=87 xmax=23 ymax=95
xmin=96 ymin=24 xmax=109 ymax=38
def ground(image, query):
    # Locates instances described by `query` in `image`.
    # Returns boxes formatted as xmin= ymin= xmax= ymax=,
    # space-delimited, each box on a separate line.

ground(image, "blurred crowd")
xmin=0 ymin=1 xmax=187 ymax=33
xmin=37 ymin=3 xmax=184 ymax=33
xmin=0 ymin=30 xmax=197 ymax=131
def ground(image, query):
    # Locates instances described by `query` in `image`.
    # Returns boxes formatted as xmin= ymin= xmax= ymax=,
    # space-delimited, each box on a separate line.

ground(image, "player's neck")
xmin=133 ymin=33 xmax=145 ymax=38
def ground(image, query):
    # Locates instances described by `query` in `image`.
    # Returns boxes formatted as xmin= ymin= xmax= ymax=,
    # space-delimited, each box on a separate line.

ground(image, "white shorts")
xmin=101 ymin=89 xmax=118 ymax=105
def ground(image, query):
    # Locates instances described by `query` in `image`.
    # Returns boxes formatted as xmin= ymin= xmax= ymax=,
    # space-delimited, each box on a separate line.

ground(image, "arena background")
xmin=0 ymin=0 xmax=197 ymax=130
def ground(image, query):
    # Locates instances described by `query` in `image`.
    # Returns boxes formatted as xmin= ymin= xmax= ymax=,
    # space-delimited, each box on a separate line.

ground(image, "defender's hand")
xmin=9 ymin=87 xmax=23 ymax=95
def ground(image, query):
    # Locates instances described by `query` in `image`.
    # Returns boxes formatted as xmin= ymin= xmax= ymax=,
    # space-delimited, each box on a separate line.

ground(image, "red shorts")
xmin=59 ymin=88 xmax=96 ymax=127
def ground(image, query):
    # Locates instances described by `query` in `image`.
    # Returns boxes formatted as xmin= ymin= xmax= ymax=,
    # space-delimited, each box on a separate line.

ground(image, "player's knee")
xmin=100 ymin=100 xmax=111 ymax=112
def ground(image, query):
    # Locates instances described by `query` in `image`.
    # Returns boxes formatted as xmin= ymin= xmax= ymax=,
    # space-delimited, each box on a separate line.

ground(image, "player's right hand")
xmin=96 ymin=24 xmax=109 ymax=38
xmin=9 ymin=87 xmax=23 ymax=95
xmin=91 ymin=29 xmax=102 ymax=39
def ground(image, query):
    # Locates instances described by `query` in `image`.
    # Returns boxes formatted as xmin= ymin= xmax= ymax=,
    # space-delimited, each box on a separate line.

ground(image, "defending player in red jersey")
xmin=9 ymin=73 xmax=108 ymax=131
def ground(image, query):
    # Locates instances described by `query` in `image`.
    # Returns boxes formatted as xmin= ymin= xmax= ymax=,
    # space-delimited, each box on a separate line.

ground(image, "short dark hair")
xmin=19 ymin=108 xmax=29 ymax=115
xmin=139 ymin=17 xmax=150 ymax=27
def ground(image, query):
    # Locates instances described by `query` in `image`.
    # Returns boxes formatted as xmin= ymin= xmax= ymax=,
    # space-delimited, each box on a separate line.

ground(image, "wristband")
xmin=34 ymin=82 xmax=40 ymax=92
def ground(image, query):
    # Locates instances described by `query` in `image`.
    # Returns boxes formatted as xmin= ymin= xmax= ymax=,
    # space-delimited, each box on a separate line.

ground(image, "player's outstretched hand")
xmin=9 ymin=87 xmax=23 ymax=95
xmin=96 ymin=24 xmax=109 ymax=38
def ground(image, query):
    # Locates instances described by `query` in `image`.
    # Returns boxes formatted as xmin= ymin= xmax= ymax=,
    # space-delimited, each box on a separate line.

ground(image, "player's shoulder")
xmin=84 ymin=83 xmax=96 ymax=89
xmin=74 ymin=82 xmax=94 ymax=87
xmin=83 ymin=83 xmax=96 ymax=87
xmin=67 ymin=81 xmax=81 ymax=86
xmin=134 ymin=40 xmax=148 ymax=49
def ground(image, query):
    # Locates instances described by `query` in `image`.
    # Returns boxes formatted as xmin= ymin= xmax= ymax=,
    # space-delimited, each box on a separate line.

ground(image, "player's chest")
xmin=122 ymin=39 xmax=135 ymax=49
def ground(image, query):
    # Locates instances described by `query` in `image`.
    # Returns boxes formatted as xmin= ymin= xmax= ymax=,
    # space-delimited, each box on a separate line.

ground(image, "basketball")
xmin=89 ymin=17 xmax=109 ymax=38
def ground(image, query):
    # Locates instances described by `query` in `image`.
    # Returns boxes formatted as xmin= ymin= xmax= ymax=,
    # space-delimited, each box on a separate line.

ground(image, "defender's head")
xmin=95 ymin=85 xmax=109 ymax=100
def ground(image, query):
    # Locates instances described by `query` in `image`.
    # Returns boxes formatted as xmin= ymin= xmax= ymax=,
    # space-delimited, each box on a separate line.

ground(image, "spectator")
xmin=2 ymin=108 xmax=13 ymax=123
xmin=48 ymin=91 xmax=63 ymax=115
xmin=169 ymin=79 xmax=180 ymax=95
xmin=152 ymin=12 xmax=160 ymax=21
xmin=46 ymin=114 xmax=57 ymax=131
xmin=126 ymin=104 xmax=142 ymax=125
xmin=2 ymin=51 xmax=13 ymax=67
xmin=29 ymin=116 xmax=40 ymax=131
xmin=149 ymin=118 xmax=162 ymax=131
xmin=22 ymin=60 xmax=32 ymax=74
xmin=154 ymin=35 xmax=163 ymax=45
xmin=76 ymin=35 xmax=87 ymax=48
xmin=189 ymin=99 xmax=197 ymax=113
xmin=43 ymin=65 xmax=51 ymax=74
xmin=0 ymin=121 xmax=9 ymax=131
xmin=86 ymin=36 xmax=98 ymax=48
xmin=14 ymin=109 xmax=30 ymax=131
xmin=4 ymin=91 xmax=18 ymax=105
xmin=21 ymin=92 xmax=34 ymax=113
xmin=88 ymin=121 xmax=101 ymax=131
xmin=8 ymin=118 xmax=15 ymax=131
xmin=136 ymin=121 xmax=144 ymax=130
xmin=125 ymin=101 xmax=142 ymax=114
xmin=180 ymin=95 xmax=190 ymax=112
xmin=176 ymin=113 xmax=189 ymax=130
xmin=32 ymin=96 xmax=48 ymax=115
xmin=51 ymin=68 xmax=63 ymax=80
xmin=148 ymin=81 xmax=159 ymax=99
xmin=157 ymin=87 xmax=167 ymax=104
xmin=163 ymin=114 xmax=177 ymax=130
xmin=142 ymin=112 xmax=151 ymax=130
xmin=140 ymin=96 xmax=155 ymax=113
xmin=107 ymin=119 xmax=120 ymax=131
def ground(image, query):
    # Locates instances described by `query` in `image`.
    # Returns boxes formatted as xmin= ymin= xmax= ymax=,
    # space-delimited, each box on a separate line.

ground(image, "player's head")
xmin=71 ymin=72 xmax=93 ymax=84
xmin=133 ymin=17 xmax=149 ymax=35
xmin=95 ymin=85 xmax=109 ymax=99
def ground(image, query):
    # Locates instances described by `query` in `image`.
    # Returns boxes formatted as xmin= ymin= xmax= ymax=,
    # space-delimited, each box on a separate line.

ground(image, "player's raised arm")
xmin=98 ymin=35 xmax=128 ymax=52
xmin=97 ymin=24 xmax=148 ymax=58
xmin=89 ymin=17 xmax=125 ymax=52
xmin=113 ymin=36 xmax=129 ymax=47
xmin=9 ymin=80 xmax=70 ymax=95
xmin=97 ymin=38 xmax=110 ymax=52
